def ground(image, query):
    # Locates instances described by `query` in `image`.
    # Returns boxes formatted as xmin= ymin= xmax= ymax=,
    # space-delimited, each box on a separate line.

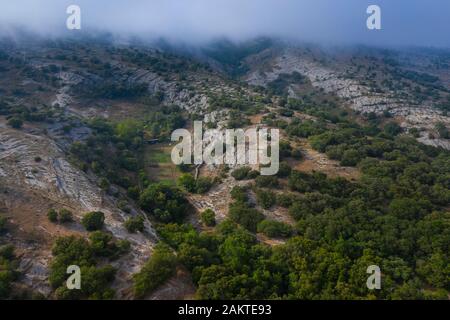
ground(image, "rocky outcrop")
xmin=0 ymin=122 xmax=156 ymax=297
xmin=246 ymin=48 xmax=450 ymax=149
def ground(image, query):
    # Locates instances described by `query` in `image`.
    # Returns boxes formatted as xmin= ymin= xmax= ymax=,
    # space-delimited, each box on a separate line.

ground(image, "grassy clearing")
xmin=144 ymin=143 xmax=179 ymax=184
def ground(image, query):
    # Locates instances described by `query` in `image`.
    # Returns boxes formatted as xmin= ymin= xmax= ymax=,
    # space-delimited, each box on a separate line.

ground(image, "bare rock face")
xmin=246 ymin=48 xmax=450 ymax=150
xmin=52 ymin=71 xmax=84 ymax=108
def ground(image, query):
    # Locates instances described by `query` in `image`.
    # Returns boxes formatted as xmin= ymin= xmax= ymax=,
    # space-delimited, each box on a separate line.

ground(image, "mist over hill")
xmin=0 ymin=0 xmax=449 ymax=48
xmin=0 ymin=2 xmax=449 ymax=302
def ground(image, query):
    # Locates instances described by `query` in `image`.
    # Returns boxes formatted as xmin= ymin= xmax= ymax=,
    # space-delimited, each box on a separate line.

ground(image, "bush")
xmin=384 ymin=122 xmax=402 ymax=136
xmin=201 ymin=209 xmax=216 ymax=227
xmin=47 ymin=209 xmax=58 ymax=223
xmin=58 ymin=209 xmax=73 ymax=223
xmin=49 ymin=235 xmax=119 ymax=299
xmin=0 ymin=244 xmax=16 ymax=299
xmin=116 ymin=239 xmax=131 ymax=254
xmin=277 ymin=162 xmax=292 ymax=178
xmin=178 ymin=173 xmax=196 ymax=192
xmin=231 ymin=167 xmax=253 ymax=180
xmin=340 ymin=149 xmax=362 ymax=167
xmin=127 ymin=186 xmax=140 ymax=200
xmin=124 ymin=216 xmax=145 ymax=233
xmin=195 ymin=177 xmax=213 ymax=194
xmin=0 ymin=216 xmax=6 ymax=232
xmin=276 ymin=193 xmax=295 ymax=208
xmin=256 ymin=189 xmax=276 ymax=209
xmin=247 ymin=170 xmax=260 ymax=179
xmin=49 ymin=236 xmax=94 ymax=289
xmin=88 ymin=231 xmax=121 ymax=258
xmin=279 ymin=140 xmax=293 ymax=158
xmin=0 ymin=244 xmax=14 ymax=260
xmin=229 ymin=202 xmax=264 ymax=232
xmin=257 ymin=220 xmax=293 ymax=238
xmin=133 ymin=243 xmax=177 ymax=298
xmin=178 ymin=174 xmax=213 ymax=194
xmin=230 ymin=186 xmax=248 ymax=203
xmin=81 ymin=211 xmax=105 ymax=231
xmin=291 ymin=149 xmax=303 ymax=160
xmin=255 ymin=175 xmax=278 ymax=188
xmin=139 ymin=183 xmax=188 ymax=223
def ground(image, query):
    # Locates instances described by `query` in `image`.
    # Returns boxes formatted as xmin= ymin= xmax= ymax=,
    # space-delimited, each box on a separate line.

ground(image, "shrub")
xmin=291 ymin=149 xmax=303 ymax=160
xmin=231 ymin=167 xmax=252 ymax=180
xmin=127 ymin=186 xmax=140 ymax=200
xmin=139 ymin=183 xmax=188 ymax=223
xmin=178 ymin=174 xmax=213 ymax=194
xmin=124 ymin=216 xmax=145 ymax=233
xmin=133 ymin=243 xmax=177 ymax=298
xmin=58 ymin=209 xmax=73 ymax=223
xmin=255 ymin=175 xmax=278 ymax=188
xmin=340 ymin=149 xmax=362 ymax=167
xmin=47 ymin=209 xmax=58 ymax=223
xmin=116 ymin=239 xmax=131 ymax=254
xmin=0 ymin=244 xmax=16 ymax=299
xmin=49 ymin=236 xmax=94 ymax=289
xmin=229 ymin=202 xmax=264 ymax=232
xmin=195 ymin=177 xmax=214 ymax=194
xmin=49 ymin=235 xmax=119 ymax=299
xmin=277 ymin=162 xmax=292 ymax=178
xmin=257 ymin=220 xmax=293 ymax=238
xmin=0 ymin=244 xmax=14 ymax=260
xmin=178 ymin=173 xmax=196 ymax=192
xmin=81 ymin=211 xmax=105 ymax=231
xmin=201 ymin=209 xmax=216 ymax=227
xmin=256 ymin=189 xmax=276 ymax=209
xmin=7 ymin=118 xmax=23 ymax=129
xmin=0 ymin=216 xmax=6 ymax=231
xmin=276 ymin=193 xmax=295 ymax=208
xmin=384 ymin=122 xmax=402 ymax=136
xmin=230 ymin=186 xmax=248 ymax=202
xmin=88 ymin=231 xmax=120 ymax=258
xmin=247 ymin=170 xmax=260 ymax=179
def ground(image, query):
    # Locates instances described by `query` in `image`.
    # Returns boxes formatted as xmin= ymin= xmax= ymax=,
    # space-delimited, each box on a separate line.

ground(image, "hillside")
xmin=0 ymin=36 xmax=449 ymax=300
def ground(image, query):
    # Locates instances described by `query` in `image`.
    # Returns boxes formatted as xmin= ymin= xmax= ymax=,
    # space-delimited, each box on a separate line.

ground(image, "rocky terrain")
xmin=0 ymin=37 xmax=449 ymax=299
xmin=246 ymin=47 xmax=450 ymax=149
xmin=0 ymin=119 xmax=157 ymax=297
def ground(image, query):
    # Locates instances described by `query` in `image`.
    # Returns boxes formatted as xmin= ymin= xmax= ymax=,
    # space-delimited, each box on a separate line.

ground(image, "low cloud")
xmin=0 ymin=0 xmax=449 ymax=47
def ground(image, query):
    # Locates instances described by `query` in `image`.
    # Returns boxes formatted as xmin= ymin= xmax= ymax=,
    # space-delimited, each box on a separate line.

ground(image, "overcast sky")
xmin=0 ymin=0 xmax=449 ymax=47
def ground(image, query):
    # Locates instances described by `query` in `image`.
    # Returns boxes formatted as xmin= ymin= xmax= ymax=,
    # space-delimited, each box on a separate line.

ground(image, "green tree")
xmin=7 ymin=118 xmax=23 ymax=129
xmin=124 ymin=216 xmax=145 ymax=233
xmin=139 ymin=183 xmax=188 ymax=223
xmin=47 ymin=209 xmax=58 ymax=223
xmin=178 ymin=173 xmax=196 ymax=192
xmin=81 ymin=211 xmax=105 ymax=231
xmin=133 ymin=243 xmax=177 ymax=298
xmin=229 ymin=202 xmax=264 ymax=232
xmin=256 ymin=189 xmax=276 ymax=209
xmin=58 ymin=209 xmax=73 ymax=223
xmin=257 ymin=220 xmax=293 ymax=238
xmin=201 ymin=209 xmax=216 ymax=227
